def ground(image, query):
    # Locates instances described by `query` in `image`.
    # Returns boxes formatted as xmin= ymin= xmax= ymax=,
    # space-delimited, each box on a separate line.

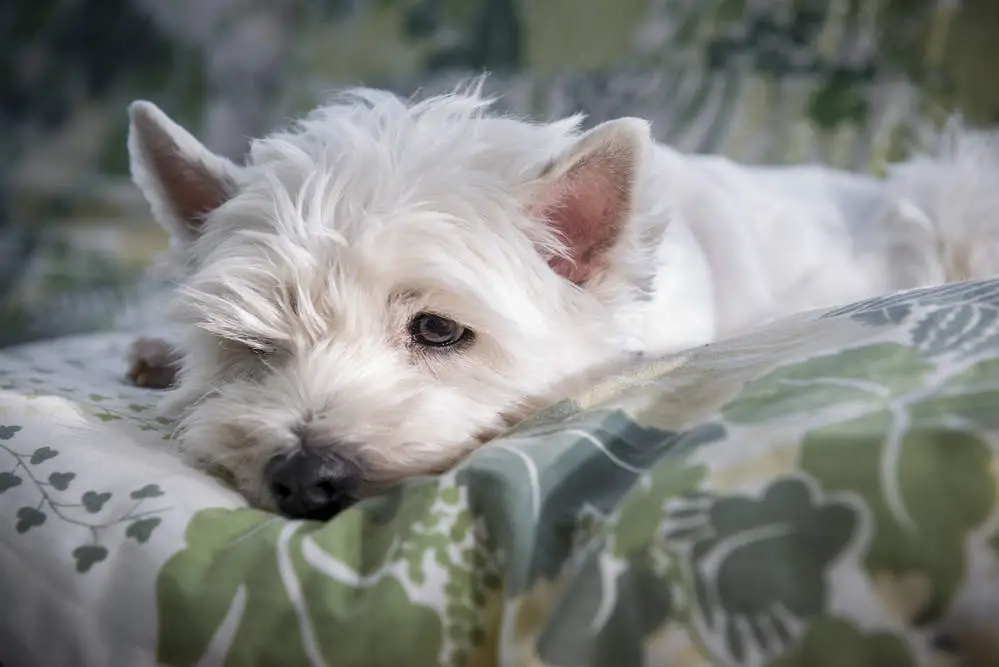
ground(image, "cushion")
xmin=2 ymin=278 xmax=999 ymax=666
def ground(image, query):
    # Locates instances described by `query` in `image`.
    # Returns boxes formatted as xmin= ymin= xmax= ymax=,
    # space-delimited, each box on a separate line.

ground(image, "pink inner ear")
xmin=536 ymin=155 xmax=631 ymax=284
xmin=149 ymin=150 xmax=231 ymax=234
xmin=134 ymin=109 xmax=233 ymax=237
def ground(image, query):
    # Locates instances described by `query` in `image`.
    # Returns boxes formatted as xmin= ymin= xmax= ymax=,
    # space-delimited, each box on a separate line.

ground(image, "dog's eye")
xmin=409 ymin=313 xmax=470 ymax=348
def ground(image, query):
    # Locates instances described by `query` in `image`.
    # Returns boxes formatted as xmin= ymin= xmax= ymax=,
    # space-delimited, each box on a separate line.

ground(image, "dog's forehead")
xmin=187 ymin=191 xmax=560 ymax=346
xmin=214 ymin=146 xmax=552 ymax=286
xmin=228 ymin=95 xmax=584 ymax=245
xmin=181 ymin=96 xmax=588 ymax=339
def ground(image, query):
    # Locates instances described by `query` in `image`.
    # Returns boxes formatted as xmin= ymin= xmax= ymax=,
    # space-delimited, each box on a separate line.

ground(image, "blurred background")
xmin=1 ymin=0 xmax=998 ymax=347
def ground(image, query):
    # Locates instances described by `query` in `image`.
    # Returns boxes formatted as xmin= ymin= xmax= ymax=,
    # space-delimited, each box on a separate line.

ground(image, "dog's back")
xmin=886 ymin=121 xmax=999 ymax=284
xmin=641 ymin=124 xmax=999 ymax=347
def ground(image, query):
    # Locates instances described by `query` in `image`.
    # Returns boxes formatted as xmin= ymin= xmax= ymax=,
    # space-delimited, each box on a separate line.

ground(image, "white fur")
xmin=127 ymin=82 xmax=999 ymax=511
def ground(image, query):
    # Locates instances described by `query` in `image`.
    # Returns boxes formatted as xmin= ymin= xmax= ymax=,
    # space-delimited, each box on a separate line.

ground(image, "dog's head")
xmin=128 ymin=84 xmax=668 ymax=519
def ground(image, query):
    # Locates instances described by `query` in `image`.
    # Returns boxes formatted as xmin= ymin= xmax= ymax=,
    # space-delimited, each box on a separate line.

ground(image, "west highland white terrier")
xmin=124 ymin=81 xmax=999 ymax=519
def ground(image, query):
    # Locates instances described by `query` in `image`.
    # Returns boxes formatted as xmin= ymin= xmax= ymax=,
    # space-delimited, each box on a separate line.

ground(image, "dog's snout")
xmin=265 ymin=450 xmax=358 ymax=521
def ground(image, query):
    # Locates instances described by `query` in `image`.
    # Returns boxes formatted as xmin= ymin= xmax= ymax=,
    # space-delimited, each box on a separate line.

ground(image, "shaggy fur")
xmin=126 ymin=80 xmax=999 ymax=517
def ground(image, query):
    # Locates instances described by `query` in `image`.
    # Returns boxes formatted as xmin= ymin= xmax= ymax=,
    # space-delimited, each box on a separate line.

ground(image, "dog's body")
xmin=126 ymin=82 xmax=999 ymax=519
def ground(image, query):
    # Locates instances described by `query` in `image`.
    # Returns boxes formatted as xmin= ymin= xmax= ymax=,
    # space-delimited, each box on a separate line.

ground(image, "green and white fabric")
xmin=3 ymin=278 xmax=999 ymax=666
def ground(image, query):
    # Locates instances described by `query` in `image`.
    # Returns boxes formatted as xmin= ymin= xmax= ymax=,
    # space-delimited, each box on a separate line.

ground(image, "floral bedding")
xmin=2 ymin=278 xmax=999 ymax=667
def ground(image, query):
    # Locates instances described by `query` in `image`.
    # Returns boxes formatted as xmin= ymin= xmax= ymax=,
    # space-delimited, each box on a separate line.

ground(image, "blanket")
xmin=2 ymin=278 xmax=999 ymax=666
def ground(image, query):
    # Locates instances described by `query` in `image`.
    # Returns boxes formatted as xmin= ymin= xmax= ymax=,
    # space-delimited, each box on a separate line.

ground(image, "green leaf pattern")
xmin=0 ymin=430 xmax=173 ymax=573
xmin=5 ymin=281 xmax=999 ymax=665
xmin=152 ymin=279 xmax=999 ymax=665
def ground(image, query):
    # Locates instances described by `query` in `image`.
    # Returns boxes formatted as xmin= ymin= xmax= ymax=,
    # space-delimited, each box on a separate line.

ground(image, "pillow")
xmin=2 ymin=279 xmax=999 ymax=666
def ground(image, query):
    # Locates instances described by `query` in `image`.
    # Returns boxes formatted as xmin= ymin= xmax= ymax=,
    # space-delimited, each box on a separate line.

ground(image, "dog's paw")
xmin=126 ymin=337 xmax=181 ymax=390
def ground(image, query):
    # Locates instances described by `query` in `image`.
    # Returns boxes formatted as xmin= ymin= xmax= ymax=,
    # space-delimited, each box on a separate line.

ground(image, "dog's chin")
xmin=172 ymin=401 xmax=514 ymax=515
xmin=166 ymin=344 xmax=620 ymax=516
xmin=184 ymin=437 xmax=482 ymax=516
xmin=182 ymin=453 xmax=277 ymax=511
xmin=179 ymin=440 xmax=276 ymax=510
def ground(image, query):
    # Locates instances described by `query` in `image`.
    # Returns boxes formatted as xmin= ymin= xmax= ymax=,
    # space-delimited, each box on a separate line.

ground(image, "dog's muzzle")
xmin=264 ymin=449 xmax=360 ymax=521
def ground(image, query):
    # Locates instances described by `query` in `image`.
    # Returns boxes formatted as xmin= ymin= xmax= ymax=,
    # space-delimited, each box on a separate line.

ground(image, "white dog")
xmin=124 ymin=80 xmax=999 ymax=519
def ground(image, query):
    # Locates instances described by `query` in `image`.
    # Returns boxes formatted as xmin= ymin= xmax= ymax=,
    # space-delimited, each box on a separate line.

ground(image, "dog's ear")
xmin=127 ymin=101 xmax=240 ymax=244
xmin=529 ymin=117 xmax=651 ymax=284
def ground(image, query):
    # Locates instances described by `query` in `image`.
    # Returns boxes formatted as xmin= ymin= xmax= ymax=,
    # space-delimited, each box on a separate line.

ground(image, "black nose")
xmin=264 ymin=450 xmax=359 ymax=520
